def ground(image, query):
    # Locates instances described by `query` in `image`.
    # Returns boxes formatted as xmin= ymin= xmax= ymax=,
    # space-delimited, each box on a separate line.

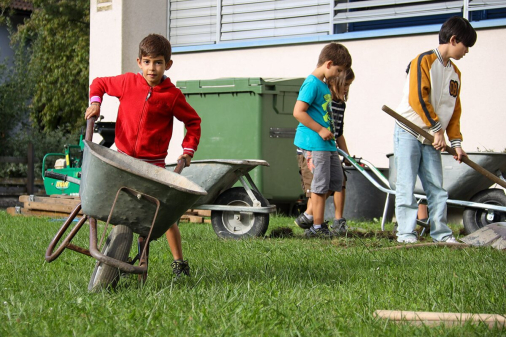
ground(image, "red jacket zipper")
xmin=133 ymin=87 xmax=153 ymax=157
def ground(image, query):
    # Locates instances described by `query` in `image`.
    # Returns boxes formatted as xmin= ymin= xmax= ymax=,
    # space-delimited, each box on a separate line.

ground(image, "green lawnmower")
xmin=42 ymin=121 xmax=116 ymax=196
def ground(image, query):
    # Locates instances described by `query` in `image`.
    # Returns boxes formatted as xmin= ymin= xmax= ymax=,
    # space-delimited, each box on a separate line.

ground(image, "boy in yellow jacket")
xmin=394 ymin=16 xmax=477 ymax=243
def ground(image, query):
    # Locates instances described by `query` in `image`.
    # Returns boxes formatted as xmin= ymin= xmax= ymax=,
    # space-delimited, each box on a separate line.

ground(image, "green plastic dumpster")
xmin=176 ymin=77 xmax=305 ymax=204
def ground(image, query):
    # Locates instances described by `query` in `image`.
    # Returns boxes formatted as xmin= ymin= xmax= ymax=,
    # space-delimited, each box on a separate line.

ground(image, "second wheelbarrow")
xmin=166 ymin=159 xmax=276 ymax=239
xmin=333 ymin=148 xmax=506 ymax=235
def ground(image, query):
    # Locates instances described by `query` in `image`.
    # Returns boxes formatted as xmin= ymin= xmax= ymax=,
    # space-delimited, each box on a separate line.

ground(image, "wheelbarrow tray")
xmin=165 ymin=159 xmax=269 ymax=206
xmin=80 ymin=141 xmax=207 ymax=240
xmin=388 ymin=152 xmax=506 ymax=200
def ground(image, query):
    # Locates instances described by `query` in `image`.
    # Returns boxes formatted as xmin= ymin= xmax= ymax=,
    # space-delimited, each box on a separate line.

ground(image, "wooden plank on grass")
xmin=195 ymin=209 xmax=212 ymax=217
xmin=49 ymin=194 xmax=80 ymax=199
xmin=20 ymin=195 xmax=81 ymax=207
xmin=23 ymin=201 xmax=82 ymax=214
xmin=188 ymin=216 xmax=203 ymax=223
xmin=374 ymin=310 xmax=505 ymax=329
xmin=180 ymin=215 xmax=203 ymax=223
xmin=6 ymin=207 xmax=71 ymax=218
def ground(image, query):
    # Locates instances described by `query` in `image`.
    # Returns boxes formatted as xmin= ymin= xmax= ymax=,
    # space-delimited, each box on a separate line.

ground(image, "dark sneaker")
xmin=294 ymin=213 xmax=313 ymax=229
xmin=171 ymin=260 xmax=190 ymax=277
xmin=304 ymin=223 xmax=333 ymax=238
xmin=331 ymin=218 xmax=348 ymax=234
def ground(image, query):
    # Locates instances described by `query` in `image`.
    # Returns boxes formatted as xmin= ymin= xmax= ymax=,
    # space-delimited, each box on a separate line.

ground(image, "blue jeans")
xmin=393 ymin=124 xmax=453 ymax=242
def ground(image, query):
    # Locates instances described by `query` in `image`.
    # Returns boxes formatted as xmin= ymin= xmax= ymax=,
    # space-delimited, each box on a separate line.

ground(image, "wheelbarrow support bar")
xmin=382 ymin=105 xmax=506 ymax=189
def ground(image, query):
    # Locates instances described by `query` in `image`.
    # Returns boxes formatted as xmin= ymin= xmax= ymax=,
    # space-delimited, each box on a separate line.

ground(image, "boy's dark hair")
xmin=139 ymin=34 xmax=172 ymax=63
xmin=439 ymin=16 xmax=477 ymax=47
xmin=317 ymin=42 xmax=352 ymax=68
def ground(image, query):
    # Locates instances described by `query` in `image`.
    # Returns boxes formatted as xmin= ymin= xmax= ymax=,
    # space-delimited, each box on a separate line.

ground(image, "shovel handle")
xmin=382 ymin=105 xmax=506 ymax=189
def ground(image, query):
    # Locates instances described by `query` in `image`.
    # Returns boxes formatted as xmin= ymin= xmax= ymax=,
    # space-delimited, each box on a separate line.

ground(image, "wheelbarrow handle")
xmin=85 ymin=116 xmax=97 ymax=142
xmin=382 ymin=105 xmax=506 ymax=189
xmin=173 ymin=159 xmax=186 ymax=174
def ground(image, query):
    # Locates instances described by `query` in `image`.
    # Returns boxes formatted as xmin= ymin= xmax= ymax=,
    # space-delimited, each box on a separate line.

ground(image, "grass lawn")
xmin=0 ymin=210 xmax=504 ymax=336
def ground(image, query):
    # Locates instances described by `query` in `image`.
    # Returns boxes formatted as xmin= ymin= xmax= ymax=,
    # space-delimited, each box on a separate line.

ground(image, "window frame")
xmin=169 ymin=0 xmax=506 ymax=53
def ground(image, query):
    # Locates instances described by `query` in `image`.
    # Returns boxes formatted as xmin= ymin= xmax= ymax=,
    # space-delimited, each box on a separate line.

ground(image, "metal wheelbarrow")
xmin=45 ymin=118 xmax=207 ymax=292
xmin=166 ymin=159 xmax=276 ymax=239
xmin=334 ymin=148 xmax=506 ymax=235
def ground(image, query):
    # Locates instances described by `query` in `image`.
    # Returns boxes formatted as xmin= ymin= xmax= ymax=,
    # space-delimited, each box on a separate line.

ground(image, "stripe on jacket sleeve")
xmin=416 ymin=50 xmax=437 ymax=127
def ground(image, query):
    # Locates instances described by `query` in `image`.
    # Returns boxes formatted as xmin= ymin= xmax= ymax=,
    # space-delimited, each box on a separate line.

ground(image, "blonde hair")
xmin=328 ymin=68 xmax=355 ymax=102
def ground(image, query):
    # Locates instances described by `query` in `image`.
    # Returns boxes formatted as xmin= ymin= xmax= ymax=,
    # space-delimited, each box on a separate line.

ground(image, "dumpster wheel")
xmin=88 ymin=225 xmax=133 ymax=292
xmin=211 ymin=187 xmax=269 ymax=239
xmin=463 ymin=189 xmax=506 ymax=234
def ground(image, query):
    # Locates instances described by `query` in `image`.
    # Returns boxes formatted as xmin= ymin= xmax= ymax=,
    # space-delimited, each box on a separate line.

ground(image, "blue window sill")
xmin=173 ymin=18 xmax=506 ymax=54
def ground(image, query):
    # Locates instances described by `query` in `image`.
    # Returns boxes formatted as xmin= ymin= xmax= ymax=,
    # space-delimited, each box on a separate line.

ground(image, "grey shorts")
xmin=302 ymin=150 xmax=343 ymax=194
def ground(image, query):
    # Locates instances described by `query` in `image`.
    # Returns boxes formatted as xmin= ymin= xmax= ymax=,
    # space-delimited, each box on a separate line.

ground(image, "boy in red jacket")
xmin=85 ymin=34 xmax=201 ymax=277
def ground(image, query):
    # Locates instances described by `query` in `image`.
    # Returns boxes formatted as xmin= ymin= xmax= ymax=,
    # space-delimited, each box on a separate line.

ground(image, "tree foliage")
xmin=0 ymin=0 xmax=89 ymax=178
xmin=7 ymin=0 xmax=90 ymax=132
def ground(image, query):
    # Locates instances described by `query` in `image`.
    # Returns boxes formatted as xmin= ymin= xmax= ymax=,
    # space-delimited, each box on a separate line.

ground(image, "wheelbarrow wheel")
xmin=462 ymin=189 xmax=506 ymax=234
xmin=211 ymin=187 xmax=269 ymax=239
xmin=88 ymin=225 xmax=133 ymax=292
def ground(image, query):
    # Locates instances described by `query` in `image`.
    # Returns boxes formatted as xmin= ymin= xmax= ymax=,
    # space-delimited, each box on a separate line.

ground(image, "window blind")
xmin=333 ymin=0 xmax=463 ymax=24
xmin=169 ymin=0 xmax=217 ymax=46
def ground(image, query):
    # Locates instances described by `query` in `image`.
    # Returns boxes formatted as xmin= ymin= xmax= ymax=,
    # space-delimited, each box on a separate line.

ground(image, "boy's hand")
xmin=85 ymin=103 xmax=101 ymax=120
xmin=318 ymin=127 xmax=334 ymax=141
xmin=453 ymin=147 xmax=467 ymax=163
xmin=178 ymin=154 xmax=192 ymax=167
xmin=432 ymin=130 xmax=446 ymax=151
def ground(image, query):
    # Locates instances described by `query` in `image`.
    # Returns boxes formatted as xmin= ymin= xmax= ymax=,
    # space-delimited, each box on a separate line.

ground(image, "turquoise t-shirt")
xmin=294 ymin=75 xmax=336 ymax=151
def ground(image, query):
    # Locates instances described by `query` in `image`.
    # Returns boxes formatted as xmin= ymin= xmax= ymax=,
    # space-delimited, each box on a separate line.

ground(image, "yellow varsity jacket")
xmin=396 ymin=48 xmax=463 ymax=148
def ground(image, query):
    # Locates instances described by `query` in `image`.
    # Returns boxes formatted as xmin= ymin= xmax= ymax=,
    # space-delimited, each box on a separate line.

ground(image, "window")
xmin=169 ymin=0 xmax=333 ymax=46
xmin=168 ymin=0 xmax=506 ymax=48
xmin=334 ymin=0 xmax=506 ymax=32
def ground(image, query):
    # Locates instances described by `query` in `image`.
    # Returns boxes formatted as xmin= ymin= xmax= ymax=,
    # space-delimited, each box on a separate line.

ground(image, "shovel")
xmin=382 ymin=105 xmax=506 ymax=190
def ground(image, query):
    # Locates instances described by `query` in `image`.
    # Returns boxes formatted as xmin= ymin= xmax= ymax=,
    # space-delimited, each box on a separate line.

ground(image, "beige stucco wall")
xmin=90 ymin=1 xmax=506 ymax=172
xmin=169 ymin=28 xmax=506 ymax=167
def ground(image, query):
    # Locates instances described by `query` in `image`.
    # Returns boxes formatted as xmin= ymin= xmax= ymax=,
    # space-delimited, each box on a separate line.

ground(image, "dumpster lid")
xmin=176 ymin=77 xmax=304 ymax=94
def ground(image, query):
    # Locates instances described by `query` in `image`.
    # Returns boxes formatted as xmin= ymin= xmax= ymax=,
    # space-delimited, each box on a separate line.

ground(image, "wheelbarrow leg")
xmin=137 ymin=236 xmax=150 ymax=284
xmin=45 ymin=204 xmax=91 ymax=262
xmin=381 ymin=193 xmax=391 ymax=231
xmin=238 ymin=173 xmax=268 ymax=207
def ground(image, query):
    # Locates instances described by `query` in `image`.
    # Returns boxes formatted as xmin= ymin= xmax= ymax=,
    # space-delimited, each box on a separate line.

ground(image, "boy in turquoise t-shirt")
xmin=293 ymin=42 xmax=352 ymax=237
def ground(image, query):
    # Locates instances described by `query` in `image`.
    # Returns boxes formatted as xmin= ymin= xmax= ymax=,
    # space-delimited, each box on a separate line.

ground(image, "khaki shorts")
xmin=297 ymin=154 xmax=313 ymax=197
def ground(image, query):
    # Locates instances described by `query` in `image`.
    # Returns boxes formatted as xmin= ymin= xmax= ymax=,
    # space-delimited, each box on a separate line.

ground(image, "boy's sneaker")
xmin=439 ymin=235 xmax=460 ymax=244
xmin=295 ymin=213 xmax=313 ymax=229
xmin=304 ymin=223 xmax=333 ymax=238
xmin=171 ymin=260 xmax=190 ymax=277
xmin=331 ymin=218 xmax=348 ymax=234
xmin=397 ymin=237 xmax=418 ymax=244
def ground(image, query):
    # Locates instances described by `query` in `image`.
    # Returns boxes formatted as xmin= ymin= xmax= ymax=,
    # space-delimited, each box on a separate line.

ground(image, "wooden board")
xmin=195 ymin=209 xmax=212 ymax=217
xmin=6 ymin=207 xmax=71 ymax=218
xmin=23 ymin=201 xmax=82 ymax=214
xmin=8 ymin=195 xmax=212 ymax=222
xmin=374 ymin=310 xmax=505 ymax=329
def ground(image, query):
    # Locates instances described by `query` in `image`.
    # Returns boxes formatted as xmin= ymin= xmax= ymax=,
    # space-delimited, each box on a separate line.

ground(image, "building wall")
xmin=90 ymin=1 xmax=506 ymax=170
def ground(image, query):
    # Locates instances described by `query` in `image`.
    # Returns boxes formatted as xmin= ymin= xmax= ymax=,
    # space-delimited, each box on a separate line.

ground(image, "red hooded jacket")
xmin=89 ymin=73 xmax=201 ymax=165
